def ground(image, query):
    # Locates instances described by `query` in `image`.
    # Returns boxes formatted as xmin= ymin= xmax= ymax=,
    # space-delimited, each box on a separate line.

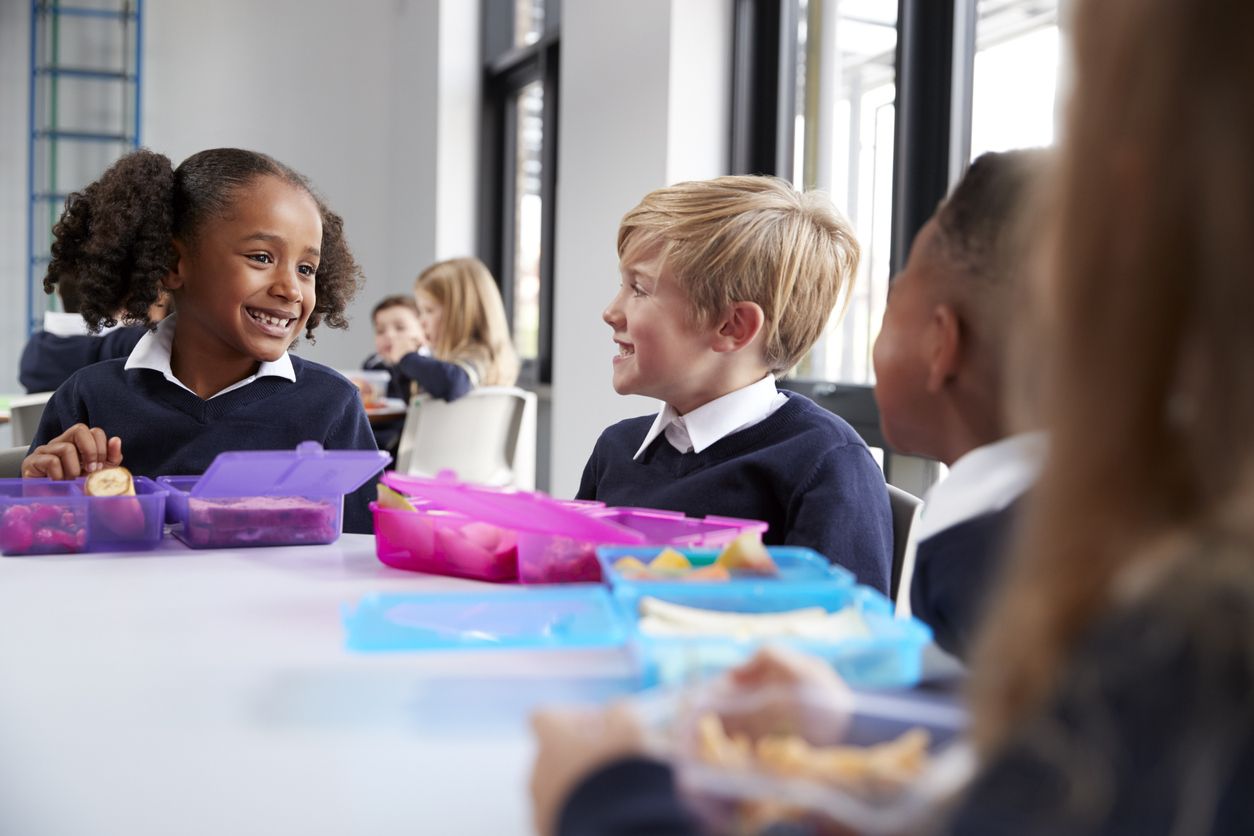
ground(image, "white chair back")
xmin=0 ymin=446 xmax=26 ymax=478
xmin=9 ymin=392 xmax=54 ymax=449
xmin=394 ymin=386 xmax=537 ymax=489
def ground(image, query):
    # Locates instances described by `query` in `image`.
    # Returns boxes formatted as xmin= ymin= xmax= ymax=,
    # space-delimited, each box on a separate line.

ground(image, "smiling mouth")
xmin=246 ymin=307 xmax=297 ymax=330
xmin=615 ymin=340 xmax=635 ymax=358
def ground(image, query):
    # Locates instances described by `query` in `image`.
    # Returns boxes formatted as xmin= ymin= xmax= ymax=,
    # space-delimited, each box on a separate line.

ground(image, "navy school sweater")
xmin=19 ymin=326 xmax=147 ymax=394
xmin=910 ymin=500 xmax=1021 ymax=661
xmin=576 ymin=391 xmax=893 ymax=593
xmin=29 ymin=355 xmax=381 ymax=534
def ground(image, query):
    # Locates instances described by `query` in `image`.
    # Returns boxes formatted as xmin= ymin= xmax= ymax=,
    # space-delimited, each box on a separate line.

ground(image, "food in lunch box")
xmin=184 ymin=496 xmax=338 ymax=546
xmin=696 ymin=712 xmax=931 ymax=796
xmin=637 ymin=597 xmax=872 ymax=641
xmin=377 ymin=483 xmax=417 ymax=512
xmin=84 ymin=466 xmax=147 ymax=539
xmin=0 ymin=502 xmax=87 ymax=554
xmin=612 ymin=536 xmax=778 ymax=582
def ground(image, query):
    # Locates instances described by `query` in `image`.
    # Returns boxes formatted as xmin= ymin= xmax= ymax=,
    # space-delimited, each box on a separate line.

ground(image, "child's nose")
xmin=271 ymin=265 xmax=303 ymax=300
xmin=603 ymin=294 xmax=624 ymax=327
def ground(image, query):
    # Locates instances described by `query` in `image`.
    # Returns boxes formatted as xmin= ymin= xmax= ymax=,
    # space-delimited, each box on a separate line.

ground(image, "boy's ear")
xmin=162 ymin=239 xmax=189 ymax=290
xmin=925 ymin=303 xmax=962 ymax=392
xmin=712 ymin=301 xmax=766 ymax=353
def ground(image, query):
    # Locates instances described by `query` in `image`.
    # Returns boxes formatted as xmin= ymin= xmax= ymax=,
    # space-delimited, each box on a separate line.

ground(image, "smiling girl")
xmin=22 ymin=148 xmax=379 ymax=533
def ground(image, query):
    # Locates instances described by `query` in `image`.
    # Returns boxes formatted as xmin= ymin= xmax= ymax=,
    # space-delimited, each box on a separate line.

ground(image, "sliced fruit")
xmin=647 ymin=547 xmax=692 ymax=573
xmin=84 ymin=466 xmax=135 ymax=497
xmin=714 ymin=533 xmax=778 ymax=575
xmin=613 ymin=556 xmax=649 ymax=576
xmin=376 ymin=483 xmax=416 ymax=512
xmin=684 ymin=564 xmax=731 ymax=582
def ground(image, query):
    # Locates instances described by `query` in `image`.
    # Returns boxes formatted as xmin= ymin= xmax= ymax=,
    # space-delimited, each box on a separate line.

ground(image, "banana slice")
xmin=85 ymin=466 xmax=136 ymax=497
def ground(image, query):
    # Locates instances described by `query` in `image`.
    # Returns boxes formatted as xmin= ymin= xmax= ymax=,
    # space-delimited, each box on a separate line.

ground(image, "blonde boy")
xmin=576 ymin=176 xmax=893 ymax=592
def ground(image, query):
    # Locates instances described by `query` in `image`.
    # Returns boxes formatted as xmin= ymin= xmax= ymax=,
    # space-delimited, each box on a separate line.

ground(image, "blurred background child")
xmin=362 ymin=294 xmax=426 ymax=452
xmin=18 ymin=275 xmax=170 ymax=394
xmin=390 ymin=256 xmax=519 ymax=400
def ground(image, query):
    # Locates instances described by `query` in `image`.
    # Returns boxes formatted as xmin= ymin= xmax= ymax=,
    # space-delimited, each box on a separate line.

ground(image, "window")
xmin=481 ymin=0 xmax=560 ymax=384
xmin=969 ymin=0 xmax=1062 ymax=159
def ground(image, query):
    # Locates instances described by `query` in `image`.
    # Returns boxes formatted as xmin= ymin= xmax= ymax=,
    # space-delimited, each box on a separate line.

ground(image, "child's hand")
xmin=21 ymin=424 xmax=123 ymax=480
xmin=382 ymin=334 xmax=425 ymax=365
xmin=530 ymin=702 xmax=646 ymax=836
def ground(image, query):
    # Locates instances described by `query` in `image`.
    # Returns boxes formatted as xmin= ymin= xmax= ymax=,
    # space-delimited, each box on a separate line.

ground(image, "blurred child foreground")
xmin=576 ymin=175 xmax=893 ymax=593
xmin=22 ymin=147 xmax=379 ymax=533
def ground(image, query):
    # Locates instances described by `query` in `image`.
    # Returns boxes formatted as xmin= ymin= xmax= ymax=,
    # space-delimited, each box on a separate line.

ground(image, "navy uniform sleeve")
xmin=943 ymin=561 xmax=1254 ymax=836
xmin=395 ymin=352 xmax=472 ymax=401
xmin=323 ymin=390 xmax=383 ymax=535
xmin=575 ymin=435 xmax=602 ymax=501
xmin=786 ymin=443 xmax=892 ymax=594
xmin=559 ymin=758 xmax=697 ymax=836
xmin=27 ymin=375 xmax=88 ymax=454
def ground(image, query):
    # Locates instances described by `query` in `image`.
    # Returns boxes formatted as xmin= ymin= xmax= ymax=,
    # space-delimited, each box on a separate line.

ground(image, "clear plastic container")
xmin=618 ymin=571 xmax=932 ymax=689
xmin=379 ymin=472 xmax=767 ymax=584
xmin=0 ymin=476 xmax=168 ymax=555
xmin=158 ymin=442 xmax=389 ymax=548
xmin=0 ymin=479 xmax=88 ymax=555
xmin=82 ymin=476 xmax=168 ymax=552
xmin=631 ymin=680 xmax=974 ymax=835
xmin=339 ymin=368 xmax=392 ymax=408
xmin=598 ymin=545 xmax=855 ymax=615
xmin=518 ymin=508 xmax=770 ymax=585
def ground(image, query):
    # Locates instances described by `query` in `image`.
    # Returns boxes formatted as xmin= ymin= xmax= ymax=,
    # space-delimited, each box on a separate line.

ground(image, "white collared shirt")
xmin=124 ymin=315 xmax=296 ymax=400
xmin=43 ymin=310 xmax=121 ymax=337
xmin=895 ymin=432 xmax=1046 ymax=614
xmin=633 ymin=374 xmax=789 ymax=460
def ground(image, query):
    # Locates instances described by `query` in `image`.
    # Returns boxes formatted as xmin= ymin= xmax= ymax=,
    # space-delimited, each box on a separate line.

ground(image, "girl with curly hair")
xmin=22 ymin=147 xmax=380 ymax=533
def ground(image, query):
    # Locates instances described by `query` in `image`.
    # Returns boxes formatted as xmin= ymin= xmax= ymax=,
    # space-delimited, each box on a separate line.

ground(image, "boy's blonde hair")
xmin=618 ymin=175 xmax=860 ymax=373
xmin=414 ymin=257 xmax=520 ymax=387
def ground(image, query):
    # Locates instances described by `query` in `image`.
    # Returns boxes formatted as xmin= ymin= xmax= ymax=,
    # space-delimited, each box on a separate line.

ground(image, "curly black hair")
xmin=45 ymin=147 xmax=365 ymax=341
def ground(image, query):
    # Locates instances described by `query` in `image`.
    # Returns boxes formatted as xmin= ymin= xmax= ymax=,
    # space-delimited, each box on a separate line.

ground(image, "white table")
xmin=0 ymin=534 xmax=638 ymax=836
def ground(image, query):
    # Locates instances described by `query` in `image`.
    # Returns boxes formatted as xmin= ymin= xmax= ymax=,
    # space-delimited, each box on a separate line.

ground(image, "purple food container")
xmin=159 ymin=442 xmax=389 ymax=548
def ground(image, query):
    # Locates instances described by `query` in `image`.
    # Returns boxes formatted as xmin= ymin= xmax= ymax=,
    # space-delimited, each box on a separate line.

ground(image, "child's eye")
xmin=248 ymin=253 xmax=273 ymax=264
xmin=298 ymin=264 xmax=318 ymax=277
xmin=631 ymin=282 xmax=647 ymax=298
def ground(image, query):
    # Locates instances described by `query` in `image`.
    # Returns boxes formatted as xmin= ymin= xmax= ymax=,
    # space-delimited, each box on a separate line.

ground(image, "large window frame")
xmin=480 ymin=0 xmax=561 ymax=385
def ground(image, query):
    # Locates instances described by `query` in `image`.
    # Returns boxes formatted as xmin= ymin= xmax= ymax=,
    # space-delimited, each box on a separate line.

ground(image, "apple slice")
xmin=85 ymin=466 xmax=146 ymax=541
xmin=714 ymin=533 xmax=778 ymax=575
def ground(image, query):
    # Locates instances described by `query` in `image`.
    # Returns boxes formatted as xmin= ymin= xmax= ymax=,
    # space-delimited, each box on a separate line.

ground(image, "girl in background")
xmin=394 ymin=257 xmax=519 ymax=400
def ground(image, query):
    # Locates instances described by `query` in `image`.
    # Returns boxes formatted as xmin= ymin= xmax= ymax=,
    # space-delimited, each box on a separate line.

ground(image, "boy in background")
xmin=18 ymin=274 xmax=166 ymax=393
xmin=577 ymin=175 xmax=892 ymax=592
xmin=872 ymin=149 xmax=1047 ymax=658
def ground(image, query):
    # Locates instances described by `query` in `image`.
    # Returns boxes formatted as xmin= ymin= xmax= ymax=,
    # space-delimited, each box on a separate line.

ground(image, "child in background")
xmin=22 ymin=147 xmax=379 ymax=534
xmin=576 ymin=176 xmax=893 ymax=593
xmin=390 ymin=256 xmax=519 ymax=400
xmin=17 ymin=275 xmax=170 ymax=394
xmin=872 ymin=149 xmax=1048 ymax=660
xmin=362 ymin=294 xmax=426 ymax=452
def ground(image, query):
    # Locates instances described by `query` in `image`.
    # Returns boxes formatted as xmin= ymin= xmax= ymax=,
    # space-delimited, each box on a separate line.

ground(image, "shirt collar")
xmin=914 ymin=431 xmax=1047 ymax=542
xmin=633 ymin=374 xmax=784 ymax=460
xmin=124 ymin=315 xmax=296 ymax=400
xmin=44 ymin=310 xmax=121 ymax=337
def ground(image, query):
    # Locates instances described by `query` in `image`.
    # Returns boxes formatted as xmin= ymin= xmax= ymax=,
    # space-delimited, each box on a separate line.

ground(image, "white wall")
xmin=0 ymin=0 xmax=478 ymax=395
xmin=548 ymin=0 xmax=731 ymax=497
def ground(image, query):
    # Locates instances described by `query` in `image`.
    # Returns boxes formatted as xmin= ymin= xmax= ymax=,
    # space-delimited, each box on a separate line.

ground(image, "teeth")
xmin=250 ymin=309 xmax=291 ymax=328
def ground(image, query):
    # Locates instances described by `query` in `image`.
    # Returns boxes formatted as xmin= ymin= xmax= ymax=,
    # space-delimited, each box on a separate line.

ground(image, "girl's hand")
xmin=21 ymin=424 xmax=123 ymax=480
xmin=383 ymin=334 xmax=425 ymax=365
xmin=530 ymin=702 xmax=646 ymax=836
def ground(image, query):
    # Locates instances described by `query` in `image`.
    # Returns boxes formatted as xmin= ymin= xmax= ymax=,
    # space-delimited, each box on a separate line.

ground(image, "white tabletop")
xmin=0 ymin=534 xmax=638 ymax=836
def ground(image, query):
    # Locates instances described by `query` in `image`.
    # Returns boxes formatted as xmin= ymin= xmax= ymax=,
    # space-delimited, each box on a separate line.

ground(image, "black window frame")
xmin=480 ymin=0 xmax=561 ymax=386
xmin=731 ymin=0 xmax=966 ymax=469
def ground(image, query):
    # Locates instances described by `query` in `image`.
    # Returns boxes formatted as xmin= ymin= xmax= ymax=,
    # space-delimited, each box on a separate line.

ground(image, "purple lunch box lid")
xmin=381 ymin=471 xmax=648 ymax=545
xmin=190 ymin=441 xmax=391 ymax=499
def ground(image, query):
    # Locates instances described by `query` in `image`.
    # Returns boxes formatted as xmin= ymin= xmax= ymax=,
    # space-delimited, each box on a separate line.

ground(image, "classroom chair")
xmin=9 ymin=392 xmax=53 ymax=449
xmin=0 ymin=446 xmax=26 ymax=478
xmin=394 ymin=386 xmax=537 ymax=490
xmin=887 ymin=483 xmax=923 ymax=601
